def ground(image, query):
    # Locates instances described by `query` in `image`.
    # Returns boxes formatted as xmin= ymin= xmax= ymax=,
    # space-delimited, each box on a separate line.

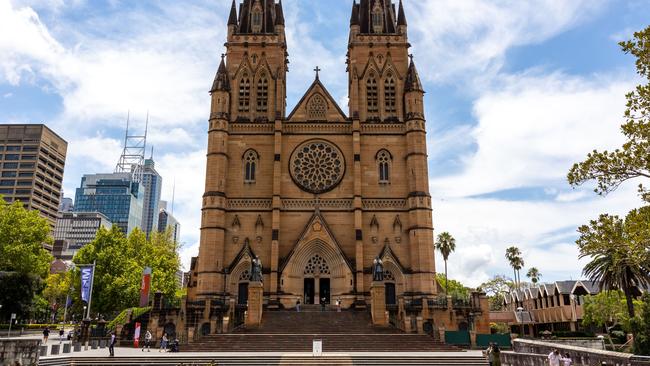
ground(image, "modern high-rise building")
xmin=73 ymin=173 xmax=144 ymax=234
xmin=158 ymin=200 xmax=180 ymax=243
xmin=59 ymin=196 xmax=74 ymax=213
xmin=53 ymin=211 xmax=112 ymax=260
xmin=0 ymin=124 xmax=67 ymax=227
xmin=141 ymin=158 xmax=162 ymax=238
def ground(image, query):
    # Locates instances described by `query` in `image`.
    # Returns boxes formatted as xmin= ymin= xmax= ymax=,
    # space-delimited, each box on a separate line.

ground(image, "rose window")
xmin=304 ymin=254 xmax=330 ymax=275
xmin=290 ymin=140 xmax=345 ymax=194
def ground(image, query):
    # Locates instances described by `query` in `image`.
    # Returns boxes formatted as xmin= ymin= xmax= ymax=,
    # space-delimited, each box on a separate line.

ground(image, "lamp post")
xmin=517 ymin=306 xmax=524 ymax=338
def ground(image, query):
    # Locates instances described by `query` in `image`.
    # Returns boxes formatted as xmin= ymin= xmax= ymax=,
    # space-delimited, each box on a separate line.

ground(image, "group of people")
xmin=296 ymin=297 xmax=343 ymax=312
xmin=485 ymin=344 xmax=573 ymax=366
xmin=140 ymin=331 xmax=179 ymax=353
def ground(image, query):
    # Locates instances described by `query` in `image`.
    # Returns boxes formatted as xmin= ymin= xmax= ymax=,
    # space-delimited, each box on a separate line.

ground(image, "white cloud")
xmin=430 ymin=71 xmax=633 ymax=198
xmin=408 ymin=0 xmax=606 ymax=83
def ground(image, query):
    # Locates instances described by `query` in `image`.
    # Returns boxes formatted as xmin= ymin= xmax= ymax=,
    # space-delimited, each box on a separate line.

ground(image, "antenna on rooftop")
xmin=115 ymin=111 xmax=148 ymax=183
xmin=171 ymin=178 xmax=176 ymax=216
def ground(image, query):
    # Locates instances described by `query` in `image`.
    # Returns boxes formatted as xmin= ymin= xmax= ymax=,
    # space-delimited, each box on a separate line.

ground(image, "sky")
xmin=1 ymin=0 xmax=649 ymax=287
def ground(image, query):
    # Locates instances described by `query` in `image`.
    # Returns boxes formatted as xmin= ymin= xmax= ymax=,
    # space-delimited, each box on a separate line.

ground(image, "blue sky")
xmin=1 ymin=0 xmax=649 ymax=286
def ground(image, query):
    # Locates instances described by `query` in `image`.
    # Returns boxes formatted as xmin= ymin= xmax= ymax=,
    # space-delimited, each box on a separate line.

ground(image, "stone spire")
xmin=275 ymin=0 xmax=284 ymax=26
xmin=210 ymin=55 xmax=230 ymax=93
xmin=354 ymin=0 xmax=398 ymax=34
xmin=350 ymin=0 xmax=359 ymax=26
xmin=228 ymin=0 xmax=238 ymax=26
xmin=397 ymin=0 xmax=407 ymax=27
xmin=404 ymin=56 xmax=423 ymax=92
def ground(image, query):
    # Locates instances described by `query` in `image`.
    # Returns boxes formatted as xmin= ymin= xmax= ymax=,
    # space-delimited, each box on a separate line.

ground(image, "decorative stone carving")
xmin=290 ymin=140 xmax=345 ymax=194
xmin=372 ymin=257 xmax=384 ymax=282
xmin=250 ymin=256 xmax=262 ymax=282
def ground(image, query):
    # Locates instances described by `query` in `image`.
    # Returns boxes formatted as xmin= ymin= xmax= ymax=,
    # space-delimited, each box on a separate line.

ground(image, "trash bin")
xmin=39 ymin=345 xmax=48 ymax=357
xmin=91 ymin=340 xmax=98 ymax=349
xmin=73 ymin=343 xmax=82 ymax=352
xmin=63 ymin=343 xmax=71 ymax=353
xmin=51 ymin=344 xmax=60 ymax=355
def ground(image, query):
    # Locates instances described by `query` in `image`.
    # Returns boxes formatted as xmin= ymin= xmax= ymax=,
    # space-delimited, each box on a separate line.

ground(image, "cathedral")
xmin=184 ymin=0 xmax=490 ymax=337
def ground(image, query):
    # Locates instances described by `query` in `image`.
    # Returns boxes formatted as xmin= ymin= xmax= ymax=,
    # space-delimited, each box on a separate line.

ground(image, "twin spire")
xmin=228 ymin=0 xmax=285 ymax=34
xmin=350 ymin=0 xmax=407 ymax=33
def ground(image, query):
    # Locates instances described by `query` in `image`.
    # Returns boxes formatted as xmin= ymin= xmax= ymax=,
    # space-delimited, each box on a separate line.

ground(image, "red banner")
xmin=140 ymin=267 xmax=152 ymax=308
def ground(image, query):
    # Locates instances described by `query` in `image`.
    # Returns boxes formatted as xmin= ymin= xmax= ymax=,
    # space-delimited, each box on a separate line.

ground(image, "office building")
xmin=59 ymin=196 xmax=73 ymax=213
xmin=74 ymin=172 xmax=143 ymax=234
xmin=158 ymin=201 xmax=180 ymax=243
xmin=0 ymin=124 xmax=67 ymax=227
xmin=53 ymin=211 xmax=112 ymax=260
xmin=141 ymin=158 xmax=162 ymax=238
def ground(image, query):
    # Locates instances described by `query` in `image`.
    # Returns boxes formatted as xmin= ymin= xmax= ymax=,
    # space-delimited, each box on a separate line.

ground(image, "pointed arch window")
xmin=372 ymin=4 xmax=384 ymax=33
xmin=385 ymin=76 xmax=396 ymax=114
xmin=239 ymin=75 xmax=251 ymax=113
xmin=244 ymin=149 xmax=258 ymax=183
xmin=367 ymin=76 xmax=378 ymax=114
xmin=377 ymin=149 xmax=391 ymax=184
xmin=251 ymin=2 xmax=263 ymax=33
xmin=308 ymin=94 xmax=327 ymax=120
xmin=256 ymin=75 xmax=268 ymax=113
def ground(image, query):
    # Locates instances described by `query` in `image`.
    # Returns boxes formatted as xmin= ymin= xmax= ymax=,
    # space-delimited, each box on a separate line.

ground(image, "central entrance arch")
xmin=303 ymin=254 xmax=331 ymax=304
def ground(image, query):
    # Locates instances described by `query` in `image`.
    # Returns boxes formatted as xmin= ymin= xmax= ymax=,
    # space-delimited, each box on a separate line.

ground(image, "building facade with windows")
xmin=185 ymin=0 xmax=489 ymax=336
xmin=53 ymin=211 xmax=112 ymax=260
xmin=158 ymin=202 xmax=181 ymax=243
xmin=142 ymin=158 xmax=162 ymax=238
xmin=73 ymin=172 xmax=143 ymax=234
xmin=0 ymin=124 xmax=67 ymax=228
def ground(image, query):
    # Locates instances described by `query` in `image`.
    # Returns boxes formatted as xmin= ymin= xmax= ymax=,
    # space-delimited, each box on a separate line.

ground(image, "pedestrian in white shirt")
xmin=548 ymin=349 xmax=562 ymax=366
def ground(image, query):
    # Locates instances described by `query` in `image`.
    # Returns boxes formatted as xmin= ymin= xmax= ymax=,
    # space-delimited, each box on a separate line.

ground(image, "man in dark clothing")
xmin=108 ymin=332 xmax=116 ymax=357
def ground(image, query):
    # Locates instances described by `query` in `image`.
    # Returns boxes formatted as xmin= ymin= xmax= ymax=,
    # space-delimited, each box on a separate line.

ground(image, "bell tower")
xmin=348 ymin=0 xmax=409 ymax=122
xmin=226 ymin=0 xmax=287 ymax=122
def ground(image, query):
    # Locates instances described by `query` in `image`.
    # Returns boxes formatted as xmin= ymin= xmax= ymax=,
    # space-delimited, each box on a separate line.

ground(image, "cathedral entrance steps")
xmin=39 ymin=353 xmax=489 ymax=366
xmin=184 ymin=310 xmax=462 ymax=353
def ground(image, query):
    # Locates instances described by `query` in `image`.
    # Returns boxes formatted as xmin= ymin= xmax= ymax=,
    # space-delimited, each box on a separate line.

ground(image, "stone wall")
xmin=0 ymin=338 xmax=40 ymax=366
xmin=543 ymin=338 xmax=605 ymax=350
xmin=510 ymin=339 xmax=650 ymax=366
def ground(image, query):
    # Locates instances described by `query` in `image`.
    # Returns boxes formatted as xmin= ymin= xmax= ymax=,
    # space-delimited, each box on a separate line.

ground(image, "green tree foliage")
xmin=576 ymin=207 xmax=650 ymax=318
xmin=43 ymin=271 xmax=73 ymax=319
xmin=435 ymin=273 xmax=469 ymax=298
xmin=479 ymin=275 xmax=515 ymax=311
xmin=582 ymin=291 xmax=639 ymax=333
xmin=73 ymin=226 xmax=181 ymax=316
xmin=632 ymin=294 xmax=650 ymax=355
xmin=0 ymin=272 xmax=44 ymax=320
xmin=435 ymin=232 xmax=456 ymax=294
xmin=0 ymin=198 xmax=53 ymax=278
xmin=505 ymin=246 xmax=524 ymax=288
xmin=568 ymin=27 xmax=650 ymax=202
xmin=526 ymin=267 xmax=542 ymax=284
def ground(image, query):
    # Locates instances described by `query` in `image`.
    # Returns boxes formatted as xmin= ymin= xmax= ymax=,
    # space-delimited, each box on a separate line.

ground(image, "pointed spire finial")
xmin=228 ymin=0 xmax=238 ymax=26
xmin=211 ymin=55 xmax=230 ymax=93
xmin=397 ymin=0 xmax=407 ymax=27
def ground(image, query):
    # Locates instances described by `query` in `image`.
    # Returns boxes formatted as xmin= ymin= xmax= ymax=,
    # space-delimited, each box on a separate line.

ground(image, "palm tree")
xmin=577 ymin=209 xmax=650 ymax=318
xmin=435 ymin=232 xmax=456 ymax=294
xmin=526 ymin=267 xmax=541 ymax=284
xmin=505 ymin=246 xmax=523 ymax=288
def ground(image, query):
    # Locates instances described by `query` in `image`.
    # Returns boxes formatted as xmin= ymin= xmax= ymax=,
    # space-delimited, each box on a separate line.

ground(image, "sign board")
xmin=11 ymin=313 xmax=16 ymax=319
xmin=80 ymin=266 xmax=94 ymax=303
xmin=312 ymin=339 xmax=322 ymax=357
xmin=139 ymin=267 xmax=152 ymax=307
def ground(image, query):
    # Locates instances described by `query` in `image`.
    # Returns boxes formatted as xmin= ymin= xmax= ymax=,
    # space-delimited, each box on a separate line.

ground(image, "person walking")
xmin=59 ymin=328 xmax=65 ymax=342
xmin=296 ymin=299 xmax=301 ymax=312
xmin=491 ymin=344 xmax=502 ymax=366
xmin=336 ymin=298 xmax=342 ymax=312
xmin=159 ymin=333 xmax=168 ymax=352
xmin=320 ymin=297 xmax=326 ymax=312
xmin=142 ymin=330 xmax=152 ymax=352
xmin=108 ymin=332 xmax=116 ymax=357
xmin=548 ymin=349 xmax=562 ymax=366
xmin=42 ymin=327 xmax=50 ymax=344
xmin=561 ymin=353 xmax=573 ymax=366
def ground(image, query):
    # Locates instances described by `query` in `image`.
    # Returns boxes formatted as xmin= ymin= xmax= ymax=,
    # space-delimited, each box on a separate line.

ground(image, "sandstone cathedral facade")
xmin=184 ymin=0 xmax=489 ymax=336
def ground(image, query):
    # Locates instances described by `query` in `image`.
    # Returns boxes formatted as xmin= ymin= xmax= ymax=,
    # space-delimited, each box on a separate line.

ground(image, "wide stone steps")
xmin=39 ymin=354 xmax=489 ymax=365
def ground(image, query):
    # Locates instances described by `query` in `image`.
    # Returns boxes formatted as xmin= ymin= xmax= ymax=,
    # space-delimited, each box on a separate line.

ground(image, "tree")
xmin=73 ymin=226 xmax=181 ymax=316
xmin=0 ymin=198 xmax=53 ymax=278
xmin=576 ymin=207 xmax=650 ymax=319
xmin=526 ymin=267 xmax=542 ymax=284
xmin=479 ymin=275 xmax=515 ymax=311
xmin=505 ymin=246 xmax=524 ymax=288
xmin=582 ymin=291 xmax=641 ymax=347
xmin=631 ymin=293 xmax=650 ymax=355
xmin=435 ymin=232 xmax=456 ymax=294
xmin=435 ymin=273 xmax=469 ymax=298
xmin=0 ymin=272 xmax=44 ymax=320
xmin=568 ymin=27 xmax=650 ymax=202
xmin=43 ymin=271 xmax=73 ymax=320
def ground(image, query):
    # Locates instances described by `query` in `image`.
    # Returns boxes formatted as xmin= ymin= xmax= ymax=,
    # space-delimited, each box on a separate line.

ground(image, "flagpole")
xmin=86 ymin=261 xmax=96 ymax=320
xmin=62 ymin=292 xmax=70 ymax=331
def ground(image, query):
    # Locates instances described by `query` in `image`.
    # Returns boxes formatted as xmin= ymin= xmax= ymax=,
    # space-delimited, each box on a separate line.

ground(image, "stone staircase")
xmin=183 ymin=309 xmax=461 ymax=353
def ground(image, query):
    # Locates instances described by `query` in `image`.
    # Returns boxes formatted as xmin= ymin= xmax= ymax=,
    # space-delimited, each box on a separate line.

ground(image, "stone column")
xmin=245 ymin=281 xmax=263 ymax=328
xmin=370 ymin=282 xmax=388 ymax=326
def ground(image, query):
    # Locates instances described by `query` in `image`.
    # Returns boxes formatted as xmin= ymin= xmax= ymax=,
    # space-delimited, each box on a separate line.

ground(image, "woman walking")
xmin=159 ymin=333 xmax=168 ymax=352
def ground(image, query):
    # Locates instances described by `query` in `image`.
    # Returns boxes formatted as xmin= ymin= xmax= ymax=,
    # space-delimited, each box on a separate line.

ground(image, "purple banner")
xmin=80 ymin=266 xmax=93 ymax=303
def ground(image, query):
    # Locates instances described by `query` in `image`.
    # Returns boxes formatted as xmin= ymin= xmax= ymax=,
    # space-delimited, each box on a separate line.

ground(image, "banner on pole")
xmin=80 ymin=266 xmax=94 ymax=303
xmin=134 ymin=322 xmax=141 ymax=348
xmin=139 ymin=267 xmax=152 ymax=308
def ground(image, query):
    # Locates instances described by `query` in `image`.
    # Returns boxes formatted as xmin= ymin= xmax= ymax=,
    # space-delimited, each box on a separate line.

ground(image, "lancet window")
xmin=244 ymin=149 xmax=258 ymax=183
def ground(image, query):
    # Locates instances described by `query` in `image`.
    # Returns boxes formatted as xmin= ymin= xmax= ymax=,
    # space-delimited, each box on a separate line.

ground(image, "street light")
xmin=517 ymin=306 xmax=524 ymax=338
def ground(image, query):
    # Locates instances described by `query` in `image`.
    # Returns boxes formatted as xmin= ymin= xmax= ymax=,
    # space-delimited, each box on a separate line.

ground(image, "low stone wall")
xmin=542 ymin=338 xmax=605 ymax=350
xmin=501 ymin=351 xmax=548 ymax=366
xmin=0 ymin=338 xmax=40 ymax=366
xmin=512 ymin=338 xmax=650 ymax=366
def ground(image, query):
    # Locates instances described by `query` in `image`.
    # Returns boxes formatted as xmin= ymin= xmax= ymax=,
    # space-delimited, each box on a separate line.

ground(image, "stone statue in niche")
xmin=372 ymin=257 xmax=384 ymax=282
xmin=250 ymin=256 xmax=263 ymax=282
